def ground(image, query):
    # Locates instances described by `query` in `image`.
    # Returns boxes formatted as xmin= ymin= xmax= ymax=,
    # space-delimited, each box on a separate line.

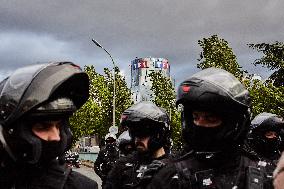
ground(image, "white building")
xmin=130 ymin=57 xmax=171 ymax=103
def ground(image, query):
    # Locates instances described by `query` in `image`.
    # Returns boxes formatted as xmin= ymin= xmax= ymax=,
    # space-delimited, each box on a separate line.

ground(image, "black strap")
xmin=175 ymin=161 xmax=194 ymax=188
xmin=245 ymin=166 xmax=264 ymax=189
xmin=242 ymin=157 xmax=268 ymax=189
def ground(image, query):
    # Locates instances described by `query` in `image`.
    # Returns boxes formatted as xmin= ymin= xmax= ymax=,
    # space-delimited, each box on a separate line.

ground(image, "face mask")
xmin=190 ymin=125 xmax=224 ymax=152
xmin=106 ymin=143 xmax=116 ymax=150
xmin=257 ymin=136 xmax=281 ymax=159
xmin=123 ymin=145 xmax=134 ymax=155
xmin=39 ymin=139 xmax=65 ymax=164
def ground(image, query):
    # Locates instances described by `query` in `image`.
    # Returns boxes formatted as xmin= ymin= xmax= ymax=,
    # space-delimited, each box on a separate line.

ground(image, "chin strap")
xmin=0 ymin=124 xmax=17 ymax=162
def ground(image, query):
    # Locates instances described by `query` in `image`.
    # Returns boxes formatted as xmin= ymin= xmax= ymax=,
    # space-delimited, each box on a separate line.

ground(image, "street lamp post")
xmin=91 ymin=39 xmax=116 ymax=128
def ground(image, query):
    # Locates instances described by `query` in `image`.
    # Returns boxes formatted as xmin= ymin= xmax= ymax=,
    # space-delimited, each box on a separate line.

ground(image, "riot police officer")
xmin=104 ymin=101 xmax=171 ymax=189
xmin=148 ymin=68 xmax=272 ymax=189
xmin=94 ymin=133 xmax=119 ymax=187
xmin=247 ymin=112 xmax=283 ymax=160
xmin=246 ymin=112 xmax=284 ymax=185
xmin=0 ymin=62 xmax=98 ymax=188
xmin=117 ymin=130 xmax=135 ymax=157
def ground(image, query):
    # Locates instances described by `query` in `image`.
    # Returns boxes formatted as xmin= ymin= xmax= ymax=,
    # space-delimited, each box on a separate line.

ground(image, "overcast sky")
xmin=0 ymin=0 xmax=283 ymax=86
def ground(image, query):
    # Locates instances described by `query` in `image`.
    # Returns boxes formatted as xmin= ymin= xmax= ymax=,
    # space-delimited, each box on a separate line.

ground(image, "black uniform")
xmin=0 ymin=62 xmax=98 ymax=189
xmin=0 ymin=159 xmax=97 ymax=189
xmin=244 ymin=112 xmax=284 ymax=188
xmin=246 ymin=112 xmax=283 ymax=161
xmin=94 ymin=144 xmax=119 ymax=185
xmin=147 ymin=68 xmax=273 ymax=189
xmin=148 ymin=150 xmax=273 ymax=189
xmin=104 ymin=151 xmax=169 ymax=189
xmin=104 ymin=101 xmax=172 ymax=189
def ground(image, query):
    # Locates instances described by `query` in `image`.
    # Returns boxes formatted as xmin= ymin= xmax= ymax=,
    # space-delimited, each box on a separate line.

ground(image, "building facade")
xmin=131 ymin=57 xmax=171 ymax=103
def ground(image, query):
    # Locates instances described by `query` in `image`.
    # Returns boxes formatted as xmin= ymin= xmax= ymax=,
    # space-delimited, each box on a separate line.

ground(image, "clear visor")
xmin=26 ymin=98 xmax=76 ymax=121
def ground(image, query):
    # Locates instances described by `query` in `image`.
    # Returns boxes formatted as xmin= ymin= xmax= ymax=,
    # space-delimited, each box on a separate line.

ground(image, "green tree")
xmin=248 ymin=42 xmax=284 ymax=86
xmin=69 ymin=65 xmax=133 ymax=142
xmin=249 ymin=80 xmax=284 ymax=117
xmin=149 ymin=71 xmax=182 ymax=148
xmin=248 ymin=42 xmax=284 ymax=70
xmin=248 ymin=42 xmax=284 ymax=116
xmin=197 ymin=35 xmax=284 ymax=118
xmin=197 ymin=34 xmax=245 ymax=79
xmin=270 ymin=69 xmax=284 ymax=87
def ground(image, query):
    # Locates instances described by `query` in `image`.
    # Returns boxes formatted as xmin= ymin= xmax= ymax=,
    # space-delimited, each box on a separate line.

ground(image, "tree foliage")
xmin=248 ymin=42 xmax=284 ymax=117
xmin=69 ymin=65 xmax=133 ymax=142
xmin=248 ymin=42 xmax=284 ymax=70
xmin=249 ymin=42 xmax=284 ymax=86
xmin=198 ymin=35 xmax=284 ymax=118
xmin=149 ymin=71 xmax=182 ymax=147
xmin=197 ymin=35 xmax=245 ymax=79
xmin=249 ymin=80 xmax=284 ymax=117
xmin=69 ymin=37 xmax=284 ymax=147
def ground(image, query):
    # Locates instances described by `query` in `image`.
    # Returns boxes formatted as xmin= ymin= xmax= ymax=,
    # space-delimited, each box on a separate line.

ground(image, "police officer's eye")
xmin=32 ymin=123 xmax=49 ymax=131
xmin=32 ymin=120 xmax=61 ymax=131
xmin=264 ymin=131 xmax=277 ymax=138
xmin=192 ymin=112 xmax=221 ymax=122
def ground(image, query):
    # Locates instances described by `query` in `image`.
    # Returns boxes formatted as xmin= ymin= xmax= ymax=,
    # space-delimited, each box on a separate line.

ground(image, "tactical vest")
xmin=174 ymin=156 xmax=271 ymax=189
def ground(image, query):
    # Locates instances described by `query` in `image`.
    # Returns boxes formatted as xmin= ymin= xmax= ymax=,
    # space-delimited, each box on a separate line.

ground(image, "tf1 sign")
xmin=154 ymin=59 xmax=170 ymax=69
xmin=132 ymin=59 xmax=148 ymax=70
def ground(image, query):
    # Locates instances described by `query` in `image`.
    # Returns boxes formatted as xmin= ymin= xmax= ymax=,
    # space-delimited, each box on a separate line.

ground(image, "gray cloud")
xmin=0 ymin=0 xmax=283 ymax=84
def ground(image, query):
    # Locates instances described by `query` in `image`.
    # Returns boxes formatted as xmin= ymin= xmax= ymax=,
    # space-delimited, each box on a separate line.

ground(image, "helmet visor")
xmin=128 ymin=121 xmax=161 ymax=138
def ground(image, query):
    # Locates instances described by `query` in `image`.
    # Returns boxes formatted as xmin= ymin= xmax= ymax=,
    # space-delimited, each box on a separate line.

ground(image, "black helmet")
xmin=117 ymin=130 xmax=134 ymax=156
xmin=120 ymin=101 xmax=170 ymax=152
xmin=104 ymin=133 xmax=117 ymax=143
xmin=247 ymin=112 xmax=283 ymax=160
xmin=0 ymin=62 xmax=89 ymax=164
xmin=177 ymin=68 xmax=251 ymax=154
